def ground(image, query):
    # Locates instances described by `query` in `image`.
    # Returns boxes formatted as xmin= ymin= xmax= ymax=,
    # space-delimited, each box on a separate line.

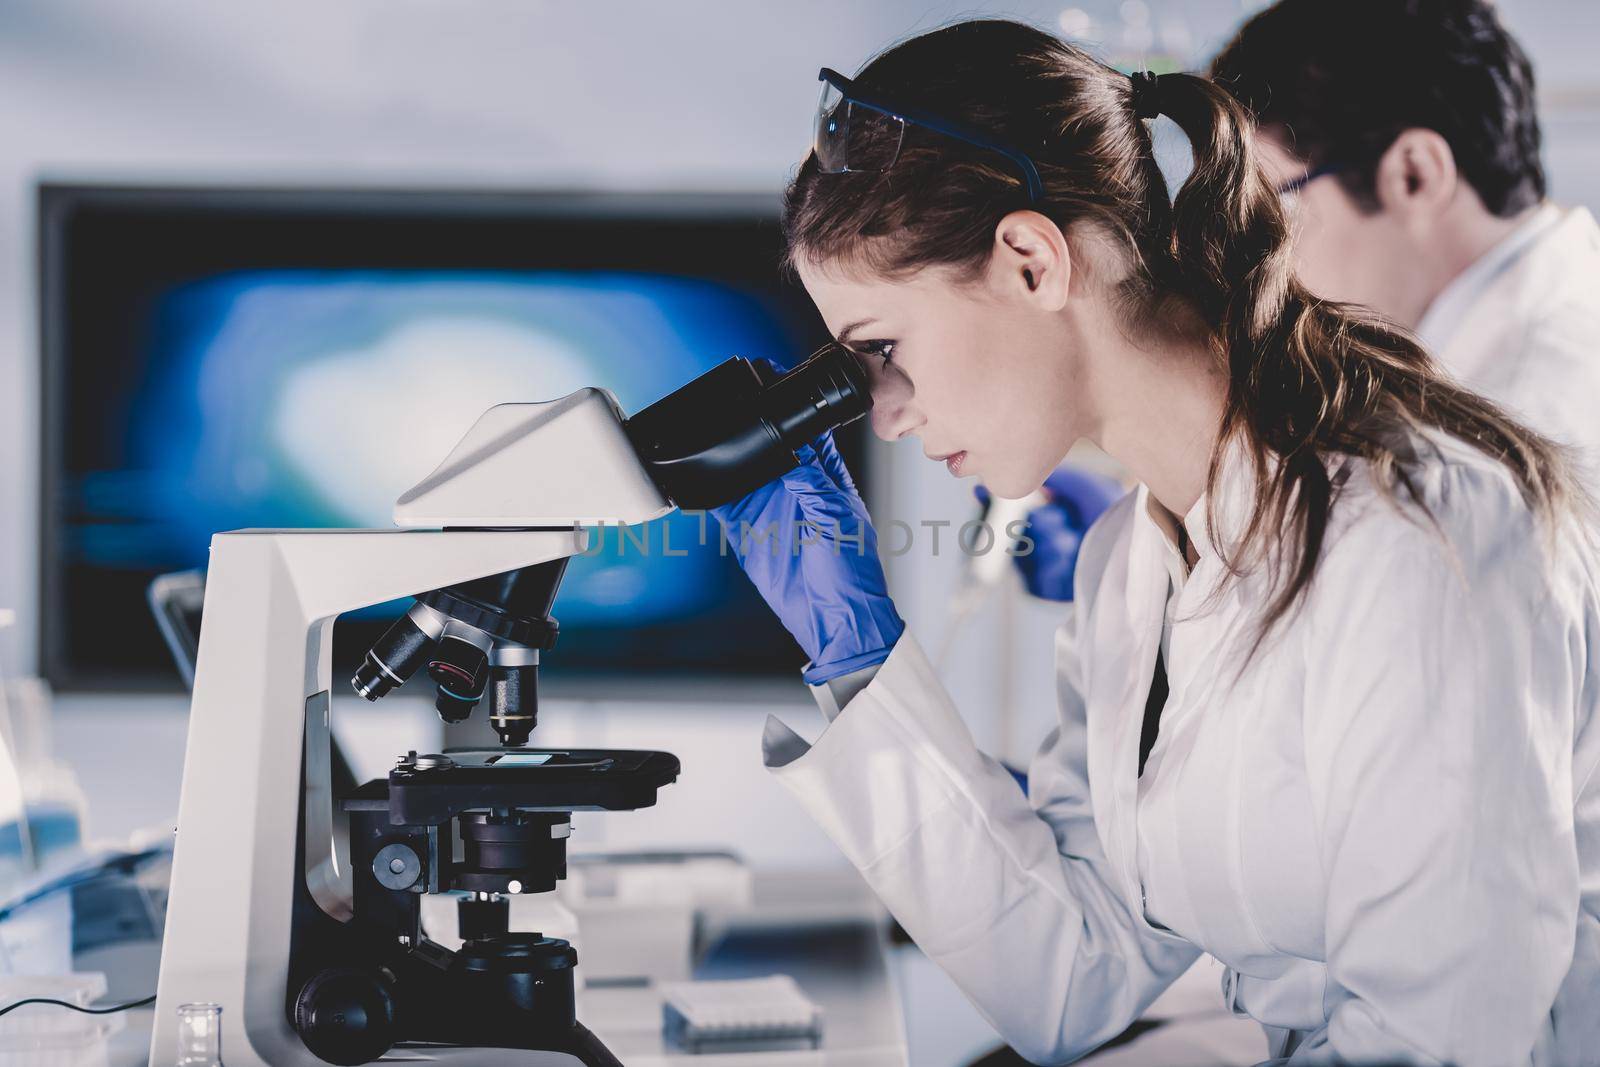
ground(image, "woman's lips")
xmin=944 ymin=450 xmax=968 ymax=476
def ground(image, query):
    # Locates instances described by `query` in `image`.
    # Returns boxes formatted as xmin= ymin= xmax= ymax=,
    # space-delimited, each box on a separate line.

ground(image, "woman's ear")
xmin=991 ymin=210 xmax=1072 ymax=312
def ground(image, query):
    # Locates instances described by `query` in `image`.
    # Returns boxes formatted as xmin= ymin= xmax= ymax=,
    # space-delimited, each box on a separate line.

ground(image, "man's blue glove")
xmin=997 ymin=465 xmax=1123 ymax=602
xmin=710 ymin=434 xmax=903 ymax=685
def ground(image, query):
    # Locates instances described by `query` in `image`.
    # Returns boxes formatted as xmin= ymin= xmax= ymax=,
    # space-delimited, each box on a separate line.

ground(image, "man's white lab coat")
xmin=1417 ymin=204 xmax=1600 ymax=488
xmin=763 ymin=432 xmax=1600 ymax=1065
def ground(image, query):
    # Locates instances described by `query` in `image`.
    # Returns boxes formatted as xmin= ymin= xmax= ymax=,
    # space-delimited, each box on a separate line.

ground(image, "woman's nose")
xmin=868 ymin=373 xmax=921 ymax=442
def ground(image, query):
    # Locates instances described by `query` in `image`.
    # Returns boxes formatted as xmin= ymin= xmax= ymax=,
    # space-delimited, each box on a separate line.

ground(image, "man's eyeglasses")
xmin=1276 ymin=162 xmax=1347 ymax=198
xmin=813 ymin=67 xmax=1045 ymax=204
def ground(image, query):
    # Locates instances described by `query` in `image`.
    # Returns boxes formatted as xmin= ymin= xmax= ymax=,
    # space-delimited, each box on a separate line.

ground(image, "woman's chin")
xmin=981 ymin=472 xmax=1039 ymax=500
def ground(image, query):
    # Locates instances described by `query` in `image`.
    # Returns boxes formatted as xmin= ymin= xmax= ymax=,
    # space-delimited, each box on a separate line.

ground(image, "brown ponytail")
xmin=1151 ymin=70 xmax=1576 ymax=634
xmin=783 ymin=19 xmax=1582 ymax=643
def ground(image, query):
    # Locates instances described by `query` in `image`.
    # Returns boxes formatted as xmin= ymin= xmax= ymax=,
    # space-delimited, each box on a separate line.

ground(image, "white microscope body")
xmin=149 ymin=389 xmax=672 ymax=1066
xmin=149 ymin=342 xmax=872 ymax=1065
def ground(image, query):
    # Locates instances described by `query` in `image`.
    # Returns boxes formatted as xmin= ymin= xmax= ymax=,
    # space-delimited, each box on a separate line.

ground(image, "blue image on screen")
xmin=101 ymin=269 xmax=803 ymax=630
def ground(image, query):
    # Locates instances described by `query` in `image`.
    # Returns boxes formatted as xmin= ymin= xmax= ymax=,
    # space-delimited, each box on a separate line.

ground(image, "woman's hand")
xmin=710 ymin=434 xmax=903 ymax=684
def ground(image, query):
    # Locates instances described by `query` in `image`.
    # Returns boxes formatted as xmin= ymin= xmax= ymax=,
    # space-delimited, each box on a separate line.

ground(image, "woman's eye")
xmin=859 ymin=340 xmax=896 ymax=365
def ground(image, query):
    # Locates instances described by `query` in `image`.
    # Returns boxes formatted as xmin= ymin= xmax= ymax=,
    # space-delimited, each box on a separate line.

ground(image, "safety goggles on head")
xmin=813 ymin=67 xmax=1046 ymax=203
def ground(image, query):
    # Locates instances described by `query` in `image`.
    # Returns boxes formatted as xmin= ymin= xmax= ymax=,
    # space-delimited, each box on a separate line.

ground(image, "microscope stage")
xmin=342 ymin=748 xmax=681 ymax=822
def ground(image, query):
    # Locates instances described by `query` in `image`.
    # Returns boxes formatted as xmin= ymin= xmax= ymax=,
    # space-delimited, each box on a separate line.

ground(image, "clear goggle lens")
xmin=814 ymin=80 xmax=905 ymax=175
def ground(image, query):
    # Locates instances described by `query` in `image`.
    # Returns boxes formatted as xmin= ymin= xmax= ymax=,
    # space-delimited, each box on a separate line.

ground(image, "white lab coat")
xmin=1416 ymin=204 xmax=1600 ymax=490
xmin=762 ymin=431 xmax=1600 ymax=1066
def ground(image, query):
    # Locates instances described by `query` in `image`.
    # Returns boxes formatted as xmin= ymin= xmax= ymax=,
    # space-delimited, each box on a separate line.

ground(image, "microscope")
xmin=149 ymin=346 xmax=869 ymax=1066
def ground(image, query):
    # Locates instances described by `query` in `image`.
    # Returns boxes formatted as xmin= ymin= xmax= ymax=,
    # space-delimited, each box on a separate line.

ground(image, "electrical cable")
xmin=0 ymin=993 xmax=157 ymax=1020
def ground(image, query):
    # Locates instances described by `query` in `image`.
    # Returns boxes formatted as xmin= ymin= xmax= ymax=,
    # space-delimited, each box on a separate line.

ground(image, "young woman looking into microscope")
xmin=709 ymin=19 xmax=1600 ymax=1067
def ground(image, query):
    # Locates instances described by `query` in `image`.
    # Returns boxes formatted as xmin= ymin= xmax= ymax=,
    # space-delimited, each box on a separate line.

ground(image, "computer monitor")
xmin=39 ymin=185 xmax=859 ymax=691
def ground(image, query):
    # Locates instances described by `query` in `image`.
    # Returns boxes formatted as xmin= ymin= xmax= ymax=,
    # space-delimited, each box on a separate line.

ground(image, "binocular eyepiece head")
xmin=353 ymin=343 xmax=873 ymax=741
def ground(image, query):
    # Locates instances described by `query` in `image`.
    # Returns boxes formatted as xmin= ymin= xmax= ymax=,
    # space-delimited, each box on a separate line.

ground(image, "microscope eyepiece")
xmin=624 ymin=343 xmax=871 ymax=510
xmin=762 ymin=344 xmax=871 ymax=447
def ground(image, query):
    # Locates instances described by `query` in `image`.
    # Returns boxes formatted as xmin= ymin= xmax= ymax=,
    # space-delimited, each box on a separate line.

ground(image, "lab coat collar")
xmin=1415 ymin=202 xmax=1565 ymax=357
xmin=1132 ymin=437 xmax=1262 ymax=577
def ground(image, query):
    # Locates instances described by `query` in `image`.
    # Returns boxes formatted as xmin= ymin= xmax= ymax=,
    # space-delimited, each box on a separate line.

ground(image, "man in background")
xmin=1208 ymin=6 xmax=1600 ymax=1065
xmin=1212 ymin=0 xmax=1600 ymax=487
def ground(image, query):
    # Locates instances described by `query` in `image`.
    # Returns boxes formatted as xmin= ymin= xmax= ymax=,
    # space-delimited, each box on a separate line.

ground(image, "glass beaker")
xmin=175 ymin=1002 xmax=224 ymax=1066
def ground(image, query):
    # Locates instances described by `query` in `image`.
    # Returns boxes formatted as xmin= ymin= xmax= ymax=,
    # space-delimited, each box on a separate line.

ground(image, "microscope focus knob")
xmin=294 ymin=967 xmax=397 ymax=1066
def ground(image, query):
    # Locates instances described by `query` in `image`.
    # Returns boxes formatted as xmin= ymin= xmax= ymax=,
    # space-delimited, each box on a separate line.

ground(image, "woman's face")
xmin=796 ymin=244 xmax=1086 ymax=499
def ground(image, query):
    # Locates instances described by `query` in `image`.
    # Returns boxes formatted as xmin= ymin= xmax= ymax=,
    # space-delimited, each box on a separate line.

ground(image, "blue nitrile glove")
xmin=986 ymin=465 xmax=1123 ymax=602
xmin=710 ymin=433 xmax=904 ymax=685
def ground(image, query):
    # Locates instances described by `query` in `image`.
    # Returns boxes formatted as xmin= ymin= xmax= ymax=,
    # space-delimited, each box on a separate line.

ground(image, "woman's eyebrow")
xmin=836 ymin=318 xmax=877 ymax=345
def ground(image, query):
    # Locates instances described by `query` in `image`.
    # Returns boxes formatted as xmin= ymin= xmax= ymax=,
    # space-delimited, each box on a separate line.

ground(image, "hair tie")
xmin=1129 ymin=70 xmax=1162 ymax=120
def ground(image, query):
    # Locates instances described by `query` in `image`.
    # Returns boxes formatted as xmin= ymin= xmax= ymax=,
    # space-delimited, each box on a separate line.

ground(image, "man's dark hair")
xmin=1211 ymin=0 xmax=1545 ymax=217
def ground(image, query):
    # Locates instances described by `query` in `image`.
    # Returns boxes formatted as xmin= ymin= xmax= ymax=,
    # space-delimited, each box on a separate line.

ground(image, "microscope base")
xmin=291 ymin=901 xmax=623 ymax=1066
